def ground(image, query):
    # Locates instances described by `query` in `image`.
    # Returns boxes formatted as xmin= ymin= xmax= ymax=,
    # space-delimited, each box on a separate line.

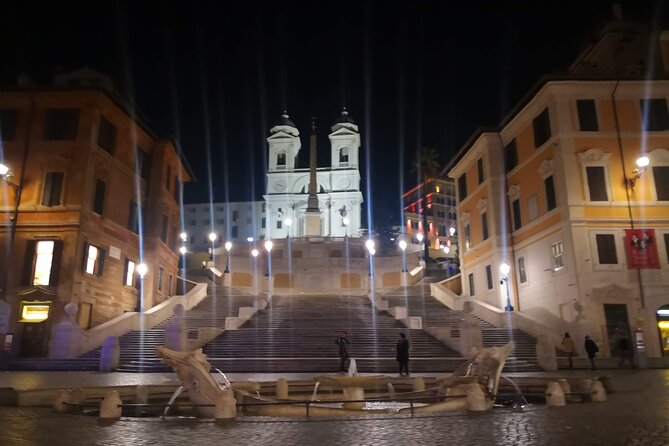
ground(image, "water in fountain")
xmin=348 ymin=358 xmax=358 ymax=376
xmin=387 ymin=382 xmax=396 ymax=397
xmin=311 ymin=381 xmax=320 ymax=401
xmin=214 ymin=368 xmax=232 ymax=389
xmin=163 ymin=385 xmax=185 ymax=417
xmin=499 ymin=376 xmax=528 ymax=408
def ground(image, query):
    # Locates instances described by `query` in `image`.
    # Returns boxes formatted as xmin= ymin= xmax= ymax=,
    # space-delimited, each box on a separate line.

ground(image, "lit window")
xmin=125 ymin=259 xmax=135 ymax=286
xmin=551 ymin=241 xmax=564 ymax=271
xmin=85 ymin=245 xmax=98 ymax=275
xmin=435 ymin=186 xmax=440 ymax=193
xmin=33 ymin=241 xmax=55 ymax=286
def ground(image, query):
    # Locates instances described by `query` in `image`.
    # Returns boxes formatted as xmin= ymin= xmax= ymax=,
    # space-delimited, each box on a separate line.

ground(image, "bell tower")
xmin=267 ymin=111 xmax=301 ymax=173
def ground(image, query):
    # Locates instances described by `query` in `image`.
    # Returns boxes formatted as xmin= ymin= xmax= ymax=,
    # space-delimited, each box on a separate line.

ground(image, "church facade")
xmin=264 ymin=110 xmax=363 ymax=239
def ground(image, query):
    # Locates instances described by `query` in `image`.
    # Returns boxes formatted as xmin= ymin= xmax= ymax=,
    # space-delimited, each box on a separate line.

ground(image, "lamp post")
xmin=365 ymin=239 xmax=375 ymax=277
xmin=285 ymin=218 xmax=292 ymax=239
xmin=499 ymin=262 xmax=514 ymax=312
xmin=251 ymin=248 xmax=259 ymax=292
xmin=342 ymin=217 xmax=350 ymax=239
xmin=224 ymin=241 xmax=232 ymax=273
xmin=416 ymin=232 xmax=424 ymax=261
xmin=1 ymin=163 xmax=21 ymax=302
xmin=264 ymin=240 xmax=273 ymax=277
xmin=399 ymin=240 xmax=407 ymax=272
xmin=136 ymin=263 xmax=148 ymax=312
xmin=208 ymin=232 xmax=217 ymax=261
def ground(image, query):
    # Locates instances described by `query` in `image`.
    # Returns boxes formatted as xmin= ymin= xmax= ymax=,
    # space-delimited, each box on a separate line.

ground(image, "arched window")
xmin=339 ymin=147 xmax=349 ymax=165
xmin=277 ymin=152 xmax=286 ymax=168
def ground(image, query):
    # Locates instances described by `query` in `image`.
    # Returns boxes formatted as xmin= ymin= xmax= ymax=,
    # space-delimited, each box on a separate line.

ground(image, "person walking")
xmin=561 ymin=332 xmax=575 ymax=369
xmin=617 ymin=337 xmax=636 ymax=368
xmin=335 ymin=331 xmax=350 ymax=373
xmin=396 ymin=333 xmax=410 ymax=376
xmin=584 ymin=335 xmax=599 ymax=371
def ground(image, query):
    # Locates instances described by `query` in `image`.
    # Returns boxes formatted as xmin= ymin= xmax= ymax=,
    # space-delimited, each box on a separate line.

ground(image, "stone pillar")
xmin=100 ymin=391 xmax=123 ymax=419
xmin=465 ymin=383 xmax=488 ymax=411
xmin=223 ymin=272 xmax=232 ymax=287
xmin=165 ymin=304 xmax=187 ymax=351
xmin=412 ymin=377 xmax=425 ymax=392
xmin=49 ymin=303 xmax=83 ymax=359
xmin=536 ymin=334 xmax=558 ymax=371
xmin=342 ymin=387 xmax=364 ymax=410
xmin=546 ymin=381 xmax=566 ymax=406
xmin=591 ymin=380 xmax=607 ymax=402
xmin=276 ymin=378 xmax=289 ymax=399
xmin=459 ymin=316 xmax=483 ymax=357
xmin=99 ymin=336 xmax=120 ymax=372
xmin=214 ymin=389 xmax=237 ymax=420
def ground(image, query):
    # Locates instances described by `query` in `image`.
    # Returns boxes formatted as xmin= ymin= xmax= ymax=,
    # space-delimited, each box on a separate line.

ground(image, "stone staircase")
xmin=381 ymin=283 xmax=540 ymax=370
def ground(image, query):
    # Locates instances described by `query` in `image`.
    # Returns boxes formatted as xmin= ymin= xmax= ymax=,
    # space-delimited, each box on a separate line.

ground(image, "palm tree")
xmin=412 ymin=148 xmax=441 ymax=265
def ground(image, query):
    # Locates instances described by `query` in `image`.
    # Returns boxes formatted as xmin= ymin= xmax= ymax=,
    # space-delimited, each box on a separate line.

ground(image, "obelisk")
xmin=305 ymin=117 xmax=322 ymax=236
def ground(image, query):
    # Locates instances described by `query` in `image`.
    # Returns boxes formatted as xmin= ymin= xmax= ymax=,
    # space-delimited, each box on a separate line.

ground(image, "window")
xmin=124 ymin=259 xmax=136 ymax=287
xmin=21 ymin=240 xmax=63 ymax=286
xmin=339 ymin=147 xmax=349 ymax=165
xmin=653 ymin=166 xmax=669 ymax=200
xmin=458 ymin=174 xmax=467 ymax=201
xmin=512 ymin=199 xmax=522 ymax=231
xmin=136 ymin=147 xmax=152 ymax=181
xmin=477 ymin=158 xmax=484 ymax=185
xmin=464 ymin=224 xmax=471 ymax=249
xmin=412 ymin=221 xmax=418 ymax=230
xmin=157 ymin=267 xmax=164 ymax=292
xmin=277 ymin=152 xmax=286 ymax=167
xmin=128 ymin=202 xmax=139 ymax=233
xmin=216 ymin=219 xmax=225 ymax=224
xmin=533 ymin=108 xmax=551 ymax=148
xmin=527 ymin=195 xmax=538 ymax=221
xmin=41 ymin=172 xmax=64 ymax=206
xmin=596 ymin=234 xmax=618 ymax=264
xmin=0 ymin=109 xmax=18 ymax=141
xmin=277 ymin=220 xmax=282 ymax=229
xmin=97 ymin=117 xmax=117 ymax=154
xmin=161 ymin=216 xmax=169 ymax=243
xmin=641 ymin=99 xmax=669 ymax=131
xmin=83 ymin=243 xmax=105 ymax=276
xmin=43 ymin=108 xmax=79 ymax=140
xmin=435 ymin=186 xmax=440 ymax=193
xmin=168 ymin=275 xmax=173 ymax=296
xmin=518 ymin=257 xmax=527 ymax=283
xmin=586 ymin=166 xmax=608 ymax=201
xmin=165 ymin=166 xmax=171 ymax=190
xmin=217 ymin=206 xmax=224 ymax=211
xmin=468 ymin=273 xmax=475 ymax=296
xmin=481 ymin=212 xmax=489 ymax=241
xmin=504 ymin=139 xmax=518 ymax=173
xmin=577 ymin=100 xmax=598 ymax=131
xmin=261 ymin=203 xmax=266 ymax=212
xmin=232 ymin=210 xmax=239 ymax=222
xmin=551 ymin=241 xmax=564 ymax=270
xmin=261 ymin=217 xmax=266 ymax=228
xmin=246 ymin=217 xmax=252 ymax=224
xmin=545 ymin=175 xmax=557 ymax=210
xmin=439 ymin=225 xmax=447 ymax=235
xmin=485 ymin=265 xmax=493 ymax=290
xmin=92 ymin=179 xmax=106 ymax=215
xmin=231 ymin=226 xmax=238 ymax=238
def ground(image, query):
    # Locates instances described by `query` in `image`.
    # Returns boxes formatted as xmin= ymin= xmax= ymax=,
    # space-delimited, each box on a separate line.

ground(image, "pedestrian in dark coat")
xmin=335 ymin=331 xmax=350 ymax=372
xmin=584 ymin=335 xmax=599 ymax=371
xmin=396 ymin=333 xmax=410 ymax=376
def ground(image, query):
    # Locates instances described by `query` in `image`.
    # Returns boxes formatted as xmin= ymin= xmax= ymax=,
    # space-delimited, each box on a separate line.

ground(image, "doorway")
xmin=604 ymin=303 xmax=631 ymax=356
xmin=19 ymin=322 xmax=49 ymax=357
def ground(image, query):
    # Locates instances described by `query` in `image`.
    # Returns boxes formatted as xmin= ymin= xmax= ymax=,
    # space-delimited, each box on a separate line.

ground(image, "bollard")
xmin=557 ymin=378 xmax=571 ymax=395
xmin=215 ymin=389 xmax=237 ymax=420
xmin=412 ymin=377 xmax=425 ymax=392
xmin=53 ymin=389 xmax=74 ymax=413
xmin=465 ymin=383 xmax=488 ymax=411
xmin=579 ymin=379 xmax=594 ymax=402
xmin=276 ymin=378 xmax=289 ymax=399
xmin=591 ymin=380 xmax=607 ymax=402
xmin=100 ymin=391 xmax=123 ymax=419
xmin=545 ymin=381 xmax=566 ymax=407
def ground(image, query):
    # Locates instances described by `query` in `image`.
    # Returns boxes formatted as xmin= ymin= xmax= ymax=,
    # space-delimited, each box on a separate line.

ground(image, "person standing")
xmin=396 ymin=333 xmax=410 ymax=376
xmin=335 ymin=331 xmax=350 ymax=373
xmin=561 ymin=332 xmax=575 ymax=369
xmin=584 ymin=335 xmax=599 ymax=371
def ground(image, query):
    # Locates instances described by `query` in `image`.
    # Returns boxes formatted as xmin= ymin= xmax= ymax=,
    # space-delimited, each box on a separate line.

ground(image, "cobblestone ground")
xmin=1 ymin=370 xmax=668 ymax=446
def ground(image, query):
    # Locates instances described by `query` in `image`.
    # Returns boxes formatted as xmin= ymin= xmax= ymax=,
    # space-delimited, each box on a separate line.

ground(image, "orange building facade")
xmin=0 ymin=70 xmax=193 ymax=357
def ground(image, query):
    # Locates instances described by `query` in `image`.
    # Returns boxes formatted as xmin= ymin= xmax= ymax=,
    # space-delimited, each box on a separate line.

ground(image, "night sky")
xmin=0 ymin=0 xmax=662 ymax=229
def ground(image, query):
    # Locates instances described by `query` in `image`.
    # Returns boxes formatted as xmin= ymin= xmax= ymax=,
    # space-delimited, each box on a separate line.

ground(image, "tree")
xmin=412 ymin=148 xmax=441 ymax=265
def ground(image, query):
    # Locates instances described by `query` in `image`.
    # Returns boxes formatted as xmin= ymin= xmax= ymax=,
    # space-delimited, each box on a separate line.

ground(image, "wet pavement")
xmin=1 ymin=369 xmax=668 ymax=445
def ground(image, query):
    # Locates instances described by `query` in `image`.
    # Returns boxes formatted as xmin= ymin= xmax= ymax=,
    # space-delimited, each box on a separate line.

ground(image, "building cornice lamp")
xmin=398 ymin=239 xmax=407 ymax=272
xmin=499 ymin=262 xmax=514 ymax=312
xmin=627 ymin=156 xmax=649 ymax=191
xmin=136 ymin=263 xmax=148 ymax=313
xmin=208 ymin=232 xmax=217 ymax=260
xmin=264 ymin=240 xmax=273 ymax=276
xmin=224 ymin=241 xmax=232 ymax=273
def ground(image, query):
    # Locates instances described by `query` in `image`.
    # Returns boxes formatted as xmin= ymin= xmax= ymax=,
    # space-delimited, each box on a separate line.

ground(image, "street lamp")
xmin=416 ymin=232 xmax=424 ymax=261
xmin=136 ymin=263 xmax=148 ymax=313
xmin=449 ymin=227 xmax=456 ymax=236
xmin=499 ymin=262 xmax=514 ymax=312
xmin=398 ymin=240 xmax=407 ymax=272
xmin=224 ymin=241 xmax=232 ymax=273
xmin=264 ymin=240 xmax=273 ymax=276
xmin=179 ymin=246 xmax=187 ymax=255
xmin=365 ymin=239 xmax=375 ymax=277
xmin=251 ymin=248 xmax=259 ymax=258
xmin=208 ymin=232 xmax=217 ymax=260
xmin=285 ymin=218 xmax=292 ymax=239
xmin=180 ymin=232 xmax=188 ymax=243
xmin=342 ymin=217 xmax=350 ymax=239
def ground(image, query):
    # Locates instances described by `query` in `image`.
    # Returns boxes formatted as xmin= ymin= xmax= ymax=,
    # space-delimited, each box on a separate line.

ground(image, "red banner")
xmin=625 ymin=229 xmax=660 ymax=269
